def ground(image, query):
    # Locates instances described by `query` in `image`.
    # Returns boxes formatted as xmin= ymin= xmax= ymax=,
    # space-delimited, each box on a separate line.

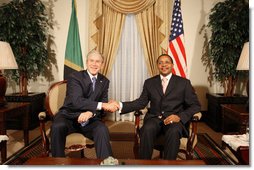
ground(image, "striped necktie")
xmin=92 ymin=77 xmax=96 ymax=91
xmin=162 ymin=77 xmax=168 ymax=94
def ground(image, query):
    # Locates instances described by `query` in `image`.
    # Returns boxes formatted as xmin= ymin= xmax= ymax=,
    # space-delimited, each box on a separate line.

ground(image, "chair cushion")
xmin=107 ymin=121 xmax=135 ymax=133
xmin=65 ymin=133 xmax=93 ymax=148
xmin=179 ymin=138 xmax=187 ymax=150
xmin=46 ymin=129 xmax=93 ymax=149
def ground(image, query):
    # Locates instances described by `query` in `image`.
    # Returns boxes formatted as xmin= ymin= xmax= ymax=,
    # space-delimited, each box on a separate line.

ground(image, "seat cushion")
xmin=107 ymin=121 xmax=135 ymax=133
xmin=46 ymin=129 xmax=93 ymax=149
xmin=65 ymin=133 xmax=94 ymax=148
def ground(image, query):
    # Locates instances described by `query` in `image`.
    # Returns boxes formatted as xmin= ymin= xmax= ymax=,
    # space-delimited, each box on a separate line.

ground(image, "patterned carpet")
xmin=194 ymin=133 xmax=235 ymax=165
xmin=3 ymin=133 xmax=235 ymax=165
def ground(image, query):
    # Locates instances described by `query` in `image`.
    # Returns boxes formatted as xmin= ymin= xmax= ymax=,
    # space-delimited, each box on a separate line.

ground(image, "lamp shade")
xmin=0 ymin=41 xmax=18 ymax=106
xmin=0 ymin=41 xmax=18 ymax=70
xmin=236 ymin=42 xmax=249 ymax=70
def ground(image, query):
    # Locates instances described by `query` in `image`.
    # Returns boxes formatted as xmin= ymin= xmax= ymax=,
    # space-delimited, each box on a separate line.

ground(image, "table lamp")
xmin=0 ymin=41 xmax=18 ymax=107
xmin=237 ymin=42 xmax=249 ymax=70
xmin=236 ymin=42 xmax=249 ymax=110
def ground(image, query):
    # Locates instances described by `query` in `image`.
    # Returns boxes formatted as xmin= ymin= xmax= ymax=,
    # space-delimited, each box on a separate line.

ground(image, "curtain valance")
xmin=89 ymin=0 xmax=172 ymax=76
xmin=103 ymin=0 xmax=155 ymax=14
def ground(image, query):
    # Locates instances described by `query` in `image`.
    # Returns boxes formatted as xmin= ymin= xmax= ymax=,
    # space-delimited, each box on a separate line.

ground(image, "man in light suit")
xmin=50 ymin=50 xmax=118 ymax=159
xmin=114 ymin=54 xmax=201 ymax=160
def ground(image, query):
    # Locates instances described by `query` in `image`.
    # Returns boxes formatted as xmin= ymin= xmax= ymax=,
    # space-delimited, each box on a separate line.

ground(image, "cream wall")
xmin=6 ymin=0 xmax=224 ymax=111
xmin=181 ymin=0 xmax=223 ymax=110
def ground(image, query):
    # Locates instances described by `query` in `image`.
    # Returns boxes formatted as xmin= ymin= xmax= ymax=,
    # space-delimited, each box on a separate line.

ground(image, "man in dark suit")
xmin=50 ymin=50 xmax=118 ymax=159
xmin=113 ymin=54 xmax=201 ymax=160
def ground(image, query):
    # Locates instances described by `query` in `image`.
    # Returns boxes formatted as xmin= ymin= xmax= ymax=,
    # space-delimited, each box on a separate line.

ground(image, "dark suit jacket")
xmin=58 ymin=70 xmax=109 ymax=120
xmin=121 ymin=74 xmax=201 ymax=125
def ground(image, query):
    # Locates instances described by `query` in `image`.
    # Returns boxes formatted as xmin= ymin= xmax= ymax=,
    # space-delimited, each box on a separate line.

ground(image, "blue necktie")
xmin=81 ymin=77 xmax=96 ymax=127
xmin=92 ymin=77 xmax=96 ymax=91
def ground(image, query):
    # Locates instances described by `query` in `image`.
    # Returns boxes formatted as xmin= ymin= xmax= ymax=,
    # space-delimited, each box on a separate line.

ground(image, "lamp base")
xmin=0 ymin=73 xmax=7 ymax=107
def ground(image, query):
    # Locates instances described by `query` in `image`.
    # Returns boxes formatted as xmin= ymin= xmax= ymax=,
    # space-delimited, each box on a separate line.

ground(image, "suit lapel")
xmin=154 ymin=75 xmax=164 ymax=96
xmin=95 ymin=74 xmax=103 ymax=93
xmin=90 ymin=73 xmax=105 ymax=101
xmin=83 ymin=70 xmax=92 ymax=84
xmin=82 ymin=70 xmax=94 ymax=97
xmin=164 ymin=74 xmax=175 ymax=96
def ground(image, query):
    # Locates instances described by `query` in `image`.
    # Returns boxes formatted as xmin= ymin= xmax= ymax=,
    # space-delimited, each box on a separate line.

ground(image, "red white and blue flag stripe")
xmin=168 ymin=0 xmax=187 ymax=78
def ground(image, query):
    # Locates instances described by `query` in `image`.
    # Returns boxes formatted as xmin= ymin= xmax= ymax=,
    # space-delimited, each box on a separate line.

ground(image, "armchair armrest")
xmin=192 ymin=112 xmax=202 ymax=122
xmin=134 ymin=108 xmax=148 ymax=134
xmin=189 ymin=112 xmax=202 ymax=137
xmin=0 ymin=135 xmax=9 ymax=142
xmin=38 ymin=111 xmax=47 ymax=120
xmin=186 ymin=112 xmax=202 ymax=159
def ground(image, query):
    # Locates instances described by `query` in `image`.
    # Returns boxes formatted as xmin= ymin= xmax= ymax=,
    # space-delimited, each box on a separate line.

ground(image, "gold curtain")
xmin=136 ymin=0 xmax=171 ymax=76
xmin=98 ymin=4 xmax=125 ymax=76
xmin=89 ymin=0 xmax=172 ymax=76
xmin=103 ymin=0 xmax=155 ymax=14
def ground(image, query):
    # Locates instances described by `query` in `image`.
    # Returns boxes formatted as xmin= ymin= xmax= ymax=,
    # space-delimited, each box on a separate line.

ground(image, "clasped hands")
xmin=102 ymin=100 xmax=120 ymax=112
xmin=78 ymin=100 xmax=120 ymax=123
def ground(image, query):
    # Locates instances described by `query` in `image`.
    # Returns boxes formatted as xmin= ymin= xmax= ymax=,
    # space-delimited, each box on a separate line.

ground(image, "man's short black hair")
xmin=157 ymin=54 xmax=174 ymax=64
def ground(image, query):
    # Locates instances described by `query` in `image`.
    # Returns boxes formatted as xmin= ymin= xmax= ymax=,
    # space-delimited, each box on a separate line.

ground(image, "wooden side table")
xmin=5 ymin=92 xmax=45 ymax=130
xmin=205 ymin=93 xmax=248 ymax=132
xmin=221 ymin=104 xmax=249 ymax=133
xmin=0 ymin=102 xmax=29 ymax=164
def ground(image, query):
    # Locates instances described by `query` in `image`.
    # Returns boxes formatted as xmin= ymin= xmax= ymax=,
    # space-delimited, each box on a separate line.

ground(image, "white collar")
xmin=87 ymin=70 xmax=98 ymax=80
xmin=160 ymin=73 xmax=172 ymax=81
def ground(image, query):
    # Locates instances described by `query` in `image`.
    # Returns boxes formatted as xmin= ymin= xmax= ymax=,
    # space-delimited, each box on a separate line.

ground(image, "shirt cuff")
xmin=118 ymin=102 xmax=123 ymax=113
xmin=97 ymin=102 xmax=102 ymax=110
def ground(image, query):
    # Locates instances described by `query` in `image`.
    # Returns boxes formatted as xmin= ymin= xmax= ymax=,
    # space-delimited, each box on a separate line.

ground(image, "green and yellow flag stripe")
xmin=64 ymin=0 xmax=83 ymax=80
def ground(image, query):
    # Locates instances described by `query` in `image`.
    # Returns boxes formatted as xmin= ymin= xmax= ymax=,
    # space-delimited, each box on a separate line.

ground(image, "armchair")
xmin=133 ymin=108 xmax=202 ymax=160
xmin=38 ymin=80 xmax=94 ymax=157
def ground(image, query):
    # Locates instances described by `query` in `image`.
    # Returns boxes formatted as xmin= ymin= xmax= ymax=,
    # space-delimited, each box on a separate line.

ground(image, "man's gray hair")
xmin=86 ymin=49 xmax=104 ymax=62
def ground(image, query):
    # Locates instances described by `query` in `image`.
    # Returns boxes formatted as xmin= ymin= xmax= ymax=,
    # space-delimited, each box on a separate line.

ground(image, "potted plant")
xmin=0 ymin=0 xmax=53 ymax=95
xmin=202 ymin=0 xmax=249 ymax=132
xmin=205 ymin=0 xmax=249 ymax=96
xmin=0 ymin=0 xmax=56 ymax=130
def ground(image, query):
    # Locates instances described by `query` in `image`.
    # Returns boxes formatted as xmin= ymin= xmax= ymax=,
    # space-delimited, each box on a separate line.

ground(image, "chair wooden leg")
xmin=186 ymin=153 xmax=192 ymax=160
xmin=185 ymin=149 xmax=194 ymax=160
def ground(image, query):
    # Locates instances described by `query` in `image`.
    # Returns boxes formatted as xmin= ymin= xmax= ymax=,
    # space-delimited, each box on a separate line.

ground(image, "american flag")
xmin=168 ymin=0 xmax=187 ymax=78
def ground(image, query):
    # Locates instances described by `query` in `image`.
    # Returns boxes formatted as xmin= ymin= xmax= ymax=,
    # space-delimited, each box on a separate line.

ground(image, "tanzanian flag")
xmin=64 ymin=0 xmax=83 ymax=80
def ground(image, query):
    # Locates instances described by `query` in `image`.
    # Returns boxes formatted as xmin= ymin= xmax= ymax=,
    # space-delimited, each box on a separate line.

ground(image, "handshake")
xmin=102 ymin=100 xmax=120 ymax=113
